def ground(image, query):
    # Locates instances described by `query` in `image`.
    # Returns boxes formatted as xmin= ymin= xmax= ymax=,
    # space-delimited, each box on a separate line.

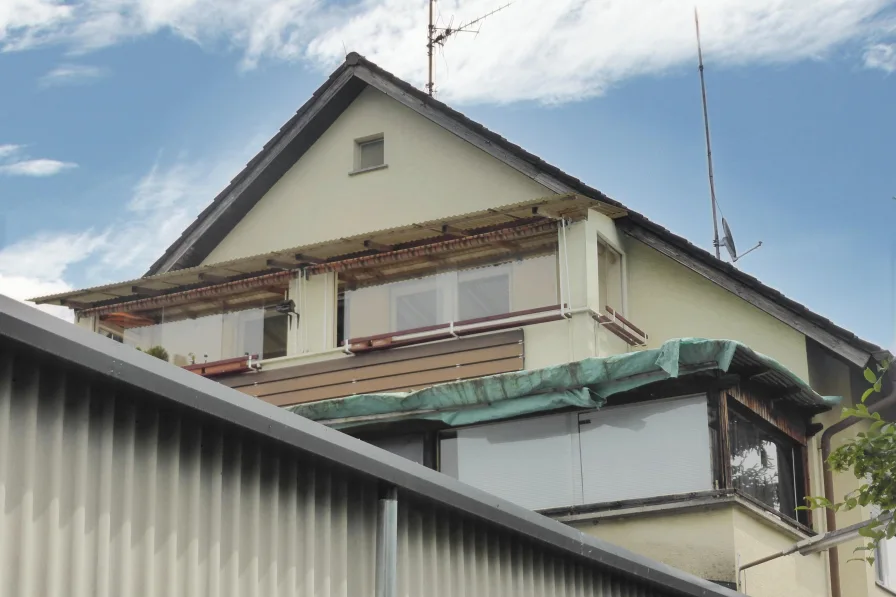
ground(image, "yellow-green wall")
xmin=572 ymin=508 xmax=736 ymax=583
xmin=202 ymin=87 xmax=552 ymax=265
xmin=570 ymin=503 xmax=829 ymax=597
xmin=732 ymin=508 xmax=828 ymax=597
xmin=623 ymin=238 xmax=811 ymax=380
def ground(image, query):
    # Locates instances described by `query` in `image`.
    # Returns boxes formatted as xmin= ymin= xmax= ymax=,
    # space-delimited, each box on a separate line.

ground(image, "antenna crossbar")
xmin=426 ymin=0 xmax=511 ymax=96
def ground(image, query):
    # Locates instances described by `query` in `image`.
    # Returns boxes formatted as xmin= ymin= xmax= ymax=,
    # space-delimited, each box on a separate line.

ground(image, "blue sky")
xmin=1 ymin=0 xmax=895 ymax=349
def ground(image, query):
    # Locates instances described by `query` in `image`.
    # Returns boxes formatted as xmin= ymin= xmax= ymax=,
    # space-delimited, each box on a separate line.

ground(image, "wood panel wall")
xmin=220 ymin=330 xmax=524 ymax=407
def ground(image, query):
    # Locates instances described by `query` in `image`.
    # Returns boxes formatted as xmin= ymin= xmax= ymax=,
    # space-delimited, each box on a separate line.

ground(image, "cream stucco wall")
xmin=623 ymin=238 xmax=811 ymax=380
xmin=732 ymin=508 xmax=828 ymax=597
xmin=202 ymin=87 xmax=553 ymax=265
xmin=570 ymin=503 xmax=829 ymax=596
xmin=572 ymin=508 xmax=737 ymax=583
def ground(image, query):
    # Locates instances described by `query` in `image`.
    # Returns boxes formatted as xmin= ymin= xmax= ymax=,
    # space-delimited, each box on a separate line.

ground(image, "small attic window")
xmin=352 ymin=135 xmax=386 ymax=174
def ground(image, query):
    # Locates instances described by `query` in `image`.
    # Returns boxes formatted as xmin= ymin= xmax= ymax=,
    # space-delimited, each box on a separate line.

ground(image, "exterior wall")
xmin=571 ymin=502 xmax=829 ymax=597
xmin=202 ymin=86 xmax=553 ymax=265
xmin=806 ymin=340 xmax=886 ymax=597
xmin=623 ymin=238 xmax=811 ymax=380
xmin=571 ymin=508 xmax=736 ymax=584
xmin=732 ymin=508 xmax=828 ymax=597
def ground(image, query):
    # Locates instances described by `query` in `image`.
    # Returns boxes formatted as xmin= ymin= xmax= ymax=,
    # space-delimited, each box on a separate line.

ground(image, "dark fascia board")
xmin=145 ymin=50 xmax=885 ymax=369
xmin=0 ymin=295 xmax=741 ymax=597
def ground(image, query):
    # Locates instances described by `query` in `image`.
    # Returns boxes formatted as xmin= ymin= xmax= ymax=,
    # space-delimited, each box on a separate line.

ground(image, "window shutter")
xmin=440 ymin=413 xmax=582 ymax=510
xmin=578 ymin=395 xmax=713 ymax=503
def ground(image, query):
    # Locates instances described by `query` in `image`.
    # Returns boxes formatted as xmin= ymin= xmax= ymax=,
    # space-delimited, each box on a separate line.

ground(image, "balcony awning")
xmin=287 ymin=338 xmax=838 ymax=429
xmin=29 ymin=192 xmax=598 ymax=316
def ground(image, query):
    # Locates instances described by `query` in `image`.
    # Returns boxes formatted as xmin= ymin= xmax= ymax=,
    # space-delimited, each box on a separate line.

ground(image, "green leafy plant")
xmin=802 ymin=357 xmax=895 ymax=565
xmin=137 ymin=345 xmax=170 ymax=362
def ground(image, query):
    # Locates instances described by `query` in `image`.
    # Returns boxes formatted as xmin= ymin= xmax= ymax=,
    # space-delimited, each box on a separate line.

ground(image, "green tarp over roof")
xmin=287 ymin=338 xmax=837 ymax=429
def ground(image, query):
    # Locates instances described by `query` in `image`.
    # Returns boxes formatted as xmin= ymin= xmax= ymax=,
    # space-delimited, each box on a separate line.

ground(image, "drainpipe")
xmin=821 ymin=372 xmax=896 ymax=597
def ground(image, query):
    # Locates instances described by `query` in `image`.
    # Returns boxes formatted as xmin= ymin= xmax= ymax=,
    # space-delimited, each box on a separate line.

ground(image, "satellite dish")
xmin=720 ymin=217 xmax=737 ymax=261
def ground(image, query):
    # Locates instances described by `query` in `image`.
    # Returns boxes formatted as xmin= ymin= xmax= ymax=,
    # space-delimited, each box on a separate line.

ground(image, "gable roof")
xmin=145 ymin=52 xmax=884 ymax=368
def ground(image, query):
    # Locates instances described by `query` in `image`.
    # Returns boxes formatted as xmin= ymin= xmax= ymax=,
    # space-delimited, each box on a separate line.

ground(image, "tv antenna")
xmin=694 ymin=8 xmax=761 ymax=263
xmin=426 ymin=0 xmax=511 ymax=96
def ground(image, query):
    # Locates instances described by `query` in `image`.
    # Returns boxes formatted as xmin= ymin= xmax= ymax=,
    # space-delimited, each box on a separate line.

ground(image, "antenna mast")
xmin=695 ymin=8 xmax=721 ymax=259
xmin=426 ymin=0 xmax=511 ymax=96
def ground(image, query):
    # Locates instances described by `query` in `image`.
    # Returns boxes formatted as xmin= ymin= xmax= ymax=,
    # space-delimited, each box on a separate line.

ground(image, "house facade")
xmin=33 ymin=53 xmax=895 ymax=597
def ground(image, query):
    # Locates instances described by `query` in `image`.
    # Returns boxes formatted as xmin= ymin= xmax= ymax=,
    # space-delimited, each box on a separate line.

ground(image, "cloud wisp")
xmin=0 ymin=145 xmax=78 ymax=177
xmin=39 ymin=63 xmax=109 ymax=87
xmin=2 ymin=0 xmax=895 ymax=104
xmin=0 ymin=159 xmax=78 ymax=177
xmin=864 ymin=43 xmax=896 ymax=72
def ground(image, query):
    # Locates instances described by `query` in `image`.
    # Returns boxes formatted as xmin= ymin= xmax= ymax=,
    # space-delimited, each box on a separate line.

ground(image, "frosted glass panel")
xmin=440 ymin=413 xmax=582 ymax=510
xmin=579 ymin=395 xmax=712 ymax=503
xmin=345 ymin=253 xmax=558 ymax=339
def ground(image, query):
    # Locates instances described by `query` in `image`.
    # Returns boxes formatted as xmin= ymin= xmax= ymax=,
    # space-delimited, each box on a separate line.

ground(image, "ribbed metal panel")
xmin=0 ymin=350 xmax=378 ymax=597
xmin=397 ymin=498 xmax=664 ymax=597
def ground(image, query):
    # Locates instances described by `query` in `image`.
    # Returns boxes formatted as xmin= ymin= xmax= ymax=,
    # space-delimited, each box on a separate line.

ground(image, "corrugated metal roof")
xmin=31 ymin=193 xmax=596 ymax=310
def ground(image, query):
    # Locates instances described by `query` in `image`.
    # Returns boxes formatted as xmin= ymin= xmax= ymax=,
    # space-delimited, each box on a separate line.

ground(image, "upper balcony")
xmin=30 ymin=193 xmax=648 ymax=404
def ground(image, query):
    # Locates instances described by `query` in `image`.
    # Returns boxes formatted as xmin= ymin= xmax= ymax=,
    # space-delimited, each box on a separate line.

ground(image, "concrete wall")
xmin=732 ymin=508 xmax=828 ymax=597
xmin=571 ymin=508 xmax=737 ymax=584
xmin=202 ymin=87 xmax=553 ymax=265
xmin=623 ymin=238 xmax=811 ymax=380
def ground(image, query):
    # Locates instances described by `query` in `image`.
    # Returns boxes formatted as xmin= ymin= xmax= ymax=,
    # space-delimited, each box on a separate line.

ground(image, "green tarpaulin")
xmin=287 ymin=338 xmax=837 ymax=429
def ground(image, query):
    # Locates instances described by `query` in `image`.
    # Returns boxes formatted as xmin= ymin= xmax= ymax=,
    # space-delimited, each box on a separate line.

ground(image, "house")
xmin=31 ymin=53 xmax=895 ymax=597
xmin=0 ymin=294 xmax=745 ymax=597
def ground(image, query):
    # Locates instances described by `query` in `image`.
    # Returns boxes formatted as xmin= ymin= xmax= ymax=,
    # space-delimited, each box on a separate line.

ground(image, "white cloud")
xmin=39 ymin=63 xmax=108 ymax=87
xmin=1 ymin=0 xmax=895 ymax=103
xmin=0 ymin=144 xmax=21 ymax=158
xmin=0 ymin=231 xmax=105 ymax=320
xmin=865 ymin=43 xmax=896 ymax=72
xmin=0 ymin=144 xmax=257 ymax=317
xmin=0 ymin=159 xmax=78 ymax=177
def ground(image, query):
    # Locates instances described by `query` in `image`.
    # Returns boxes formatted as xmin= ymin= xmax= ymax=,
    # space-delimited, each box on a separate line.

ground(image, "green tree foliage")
xmin=803 ymin=358 xmax=895 ymax=565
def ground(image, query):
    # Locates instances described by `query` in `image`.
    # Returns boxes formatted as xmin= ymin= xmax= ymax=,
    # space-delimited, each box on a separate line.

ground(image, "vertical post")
xmin=376 ymin=488 xmax=398 ymax=597
xmin=694 ymin=9 xmax=721 ymax=259
xmin=427 ymin=0 xmax=435 ymax=95
xmin=718 ymin=392 xmax=732 ymax=489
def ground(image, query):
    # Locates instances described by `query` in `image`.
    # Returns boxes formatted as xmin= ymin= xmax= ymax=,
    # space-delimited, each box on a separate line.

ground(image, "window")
xmin=390 ymin=279 xmax=445 ymax=331
xmin=876 ymin=505 xmax=896 ymax=589
xmin=354 ymin=135 xmax=385 ymax=171
xmin=262 ymin=310 xmax=289 ymax=359
xmin=728 ymin=407 xmax=805 ymax=521
xmin=457 ymin=266 xmax=511 ymax=321
xmin=597 ymin=238 xmax=624 ymax=314
xmin=439 ymin=395 xmax=714 ymax=511
xmin=344 ymin=254 xmax=558 ymax=340
xmin=367 ymin=434 xmax=426 ymax=466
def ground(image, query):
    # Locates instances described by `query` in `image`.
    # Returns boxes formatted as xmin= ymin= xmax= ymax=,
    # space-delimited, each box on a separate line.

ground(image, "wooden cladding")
xmin=726 ymin=384 xmax=807 ymax=445
xmin=221 ymin=330 xmax=524 ymax=407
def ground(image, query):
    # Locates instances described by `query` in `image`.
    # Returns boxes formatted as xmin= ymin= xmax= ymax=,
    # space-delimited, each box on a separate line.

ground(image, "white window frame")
xmin=596 ymin=232 xmax=628 ymax=316
xmin=352 ymin=133 xmax=386 ymax=174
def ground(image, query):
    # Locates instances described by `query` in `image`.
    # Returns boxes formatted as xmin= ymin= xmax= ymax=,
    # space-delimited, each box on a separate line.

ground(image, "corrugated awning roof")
xmin=31 ymin=193 xmax=607 ymax=312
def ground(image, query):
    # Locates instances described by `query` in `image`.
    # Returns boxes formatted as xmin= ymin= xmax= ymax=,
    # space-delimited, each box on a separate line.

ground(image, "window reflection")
xmin=728 ymin=408 xmax=800 ymax=519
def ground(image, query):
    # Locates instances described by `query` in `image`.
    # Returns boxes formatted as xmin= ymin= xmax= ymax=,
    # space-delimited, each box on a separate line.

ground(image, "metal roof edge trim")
xmin=0 ymin=295 xmax=741 ymax=597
